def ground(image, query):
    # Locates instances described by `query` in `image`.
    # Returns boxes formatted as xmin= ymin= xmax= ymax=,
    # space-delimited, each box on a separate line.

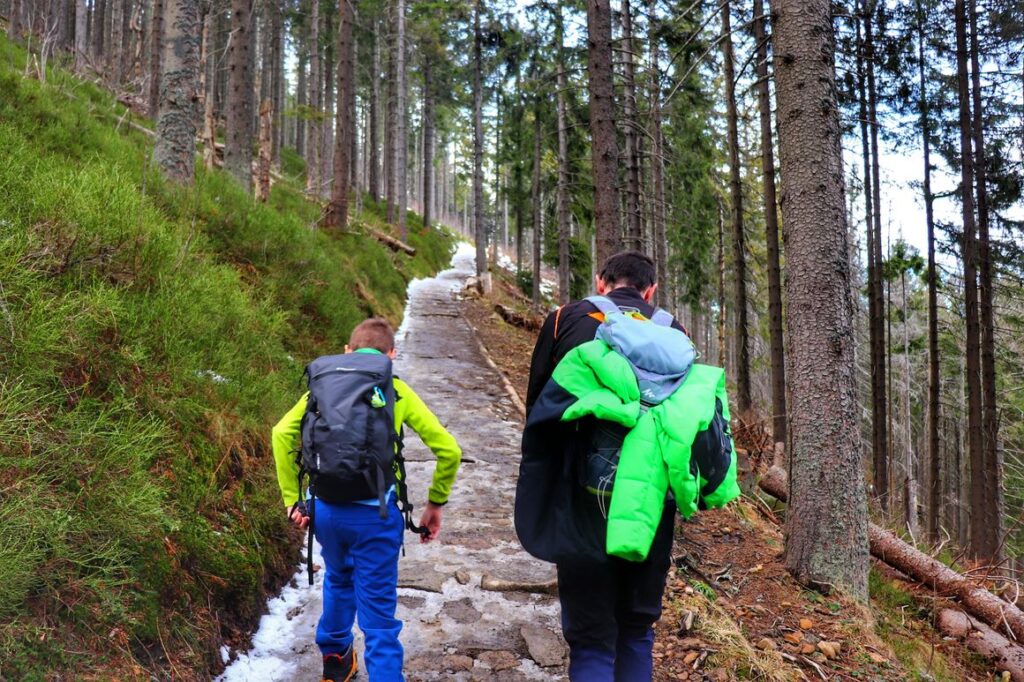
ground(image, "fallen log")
xmin=494 ymin=303 xmax=542 ymax=332
xmin=367 ymin=226 xmax=416 ymax=256
xmin=480 ymin=573 xmax=558 ymax=596
xmin=759 ymin=466 xmax=1024 ymax=642
xmin=937 ymin=609 xmax=1024 ymax=681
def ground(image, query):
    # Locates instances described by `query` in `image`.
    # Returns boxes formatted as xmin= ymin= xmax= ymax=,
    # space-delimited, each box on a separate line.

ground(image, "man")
xmin=516 ymin=251 xmax=738 ymax=681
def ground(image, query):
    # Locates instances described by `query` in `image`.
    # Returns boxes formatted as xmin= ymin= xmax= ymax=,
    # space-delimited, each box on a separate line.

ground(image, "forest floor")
xmin=461 ymin=265 xmax=998 ymax=682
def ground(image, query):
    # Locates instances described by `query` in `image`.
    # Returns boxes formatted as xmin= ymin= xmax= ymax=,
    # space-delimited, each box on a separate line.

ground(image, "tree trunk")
xmin=937 ymin=610 xmax=1024 ymax=682
xmin=531 ymin=97 xmax=542 ymax=306
xmin=753 ymin=0 xmax=786 ymax=442
xmin=320 ymin=6 xmax=335 ymax=193
xmin=586 ymin=0 xmax=619 ymax=267
xmin=385 ymin=9 xmax=395 ymax=223
xmin=147 ymin=0 xmax=163 ymax=118
xmin=255 ymin=99 xmax=271 ymax=201
xmin=954 ymin=0 xmax=987 ymax=563
xmin=721 ymin=0 xmax=752 ymax=413
xmin=324 ymin=0 xmax=352 ymax=231
xmin=224 ymin=0 xmax=254 ymax=192
xmin=8 ymin=0 xmax=22 ymax=40
xmin=915 ymin=0 xmax=941 ymax=543
xmin=772 ymin=0 xmax=868 ymax=599
xmin=422 ymin=58 xmax=434 ymax=231
xmin=153 ymin=0 xmax=199 ymax=184
xmin=200 ymin=3 xmax=216 ymax=170
xmin=717 ymin=198 xmax=726 ymax=368
xmin=620 ymin=0 xmax=642 ymax=251
xmin=472 ymin=0 xmax=485 ymax=274
xmin=270 ymin=0 xmax=283 ymax=166
xmin=396 ymin=0 xmax=407 ymax=238
xmin=648 ymin=0 xmax=667 ymax=303
xmin=369 ymin=21 xmax=380 ymax=203
xmin=92 ymin=0 xmax=106 ymax=57
xmin=296 ymin=47 xmax=307 ymax=156
xmin=555 ymin=5 xmax=570 ymax=304
xmin=969 ymin=0 xmax=1002 ymax=562
xmin=304 ymin=0 xmax=320 ymax=195
xmin=74 ymin=0 xmax=87 ymax=69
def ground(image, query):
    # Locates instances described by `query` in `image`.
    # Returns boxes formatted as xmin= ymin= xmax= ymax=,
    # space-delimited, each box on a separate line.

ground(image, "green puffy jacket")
xmin=524 ymin=339 xmax=740 ymax=562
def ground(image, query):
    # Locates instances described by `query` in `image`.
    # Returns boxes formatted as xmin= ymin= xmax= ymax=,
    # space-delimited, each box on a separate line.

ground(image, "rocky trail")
xmin=219 ymin=245 xmax=567 ymax=681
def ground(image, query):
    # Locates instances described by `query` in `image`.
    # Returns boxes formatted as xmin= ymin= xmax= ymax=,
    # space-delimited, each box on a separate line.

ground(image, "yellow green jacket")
xmin=272 ymin=377 xmax=461 ymax=508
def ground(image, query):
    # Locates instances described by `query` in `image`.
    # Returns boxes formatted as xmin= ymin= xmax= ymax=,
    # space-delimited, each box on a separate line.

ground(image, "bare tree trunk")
xmin=472 ymin=0 xmax=485 ymax=274
xmin=916 ymin=0 xmax=942 ymax=543
xmin=270 ymin=0 xmax=283 ymax=166
xmin=555 ymin=5 xmax=570 ymax=304
xmin=620 ymin=0 xmax=642 ymax=251
xmin=721 ymin=0 xmax=752 ymax=413
xmin=153 ymin=0 xmax=199 ymax=184
xmin=8 ymin=0 xmax=22 ymax=40
xmin=396 ymin=0 xmax=407 ymax=238
xmin=148 ymin=0 xmax=163 ymax=118
xmin=772 ymin=0 xmax=868 ymax=599
xmin=255 ymin=99 xmax=271 ymax=200
xmin=422 ymin=58 xmax=434 ymax=231
xmin=586 ymin=0 xmax=619 ymax=267
xmin=953 ymin=0 xmax=987 ymax=563
xmin=324 ymin=0 xmax=352 ymax=231
xmin=74 ymin=0 xmax=88 ymax=69
xmin=92 ymin=0 xmax=106 ymax=57
xmin=320 ymin=6 xmax=335 ymax=193
xmin=752 ymin=0 xmax=787 ymax=443
xmin=385 ymin=8 xmax=395 ymax=223
xmin=200 ymin=3 xmax=216 ymax=170
xmin=369 ymin=21 xmax=380 ymax=203
xmin=304 ymin=0 xmax=320 ymax=195
xmin=531 ymin=96 xmax=542 ymax=306
xmin=296 ymin=47 xmax=307 ymax=156
xmin=717 ymin=199 xmax=726 ymax=368
xmin=224 ymin=0 xmax=254 ymax=192
xmin=648 ymin=0 xmax=667 ymax=303
xmin=969 ymin=0 xmax=1002 ymax=561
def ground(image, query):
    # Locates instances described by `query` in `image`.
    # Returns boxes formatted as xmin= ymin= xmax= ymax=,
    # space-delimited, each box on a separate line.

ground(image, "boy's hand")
xmin=418 ymin=502 xmax=443 ymax=543
xmin=288 ymin=503 xmax=310 ymax=529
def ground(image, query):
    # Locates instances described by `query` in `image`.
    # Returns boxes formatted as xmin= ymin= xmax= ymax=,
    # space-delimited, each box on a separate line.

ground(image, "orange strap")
xmin=553 ymin=306 xmax=564 ymax=339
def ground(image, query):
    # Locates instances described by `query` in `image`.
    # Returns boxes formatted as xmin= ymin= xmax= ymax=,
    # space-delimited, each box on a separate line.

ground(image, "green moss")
xmin=0 ymin=34 xmax=453 ymax=679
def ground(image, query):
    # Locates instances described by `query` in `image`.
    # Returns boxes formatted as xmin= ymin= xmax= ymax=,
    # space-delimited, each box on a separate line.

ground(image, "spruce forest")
xmin=1 ymin=0 xmax=1024 ymax=679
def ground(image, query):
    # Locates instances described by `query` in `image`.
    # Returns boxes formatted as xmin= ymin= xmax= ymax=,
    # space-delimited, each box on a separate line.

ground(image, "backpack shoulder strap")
xmin=585 ymin=295 xmax=622 ymax=318
xmin=650 ymin=308 xmax=674 ymax=327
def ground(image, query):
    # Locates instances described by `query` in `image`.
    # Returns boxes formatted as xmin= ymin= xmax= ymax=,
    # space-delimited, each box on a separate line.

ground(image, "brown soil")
xmin=461 ymin=267 xmax=996 ymax=682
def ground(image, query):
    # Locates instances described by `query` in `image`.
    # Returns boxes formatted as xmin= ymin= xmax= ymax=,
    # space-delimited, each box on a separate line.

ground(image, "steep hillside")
xmin=0 ymin=37 xmax=453 ymax=680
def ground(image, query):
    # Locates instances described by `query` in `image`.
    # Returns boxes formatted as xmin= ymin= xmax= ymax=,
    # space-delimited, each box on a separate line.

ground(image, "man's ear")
xmin=641 ymin=283 xmax=658 ymax=304
xmin=595 ymin=275 xmax=610 ymax=295
xmin=387 ymin=348 xmax=398 ymax=359
xmin=344 ymin=344 xmax=352 ymax=353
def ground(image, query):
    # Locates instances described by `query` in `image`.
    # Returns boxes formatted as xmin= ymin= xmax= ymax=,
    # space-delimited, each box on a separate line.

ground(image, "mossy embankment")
xmin=0 ymin=36 xmax=453 ymax=680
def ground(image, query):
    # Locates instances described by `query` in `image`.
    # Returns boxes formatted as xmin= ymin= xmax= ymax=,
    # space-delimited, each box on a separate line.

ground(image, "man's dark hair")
xmin=598 ymin=251 xmax=657 ymax=291
xmin=348 ymin=317 xmax=395 ymax=354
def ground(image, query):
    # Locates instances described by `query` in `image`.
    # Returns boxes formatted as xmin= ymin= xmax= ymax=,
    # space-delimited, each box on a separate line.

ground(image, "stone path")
xmin=220 ymin=245 xmax=567 ymax=681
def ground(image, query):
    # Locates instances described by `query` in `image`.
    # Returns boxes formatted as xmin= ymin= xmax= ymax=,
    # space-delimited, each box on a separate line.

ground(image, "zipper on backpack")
xmin=310 ymin=368 xmax=385 ymax=382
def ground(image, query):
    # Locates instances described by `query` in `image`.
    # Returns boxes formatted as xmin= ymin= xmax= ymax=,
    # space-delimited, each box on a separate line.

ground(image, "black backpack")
xmin=294 ymin=352 xmax=425 ymax=584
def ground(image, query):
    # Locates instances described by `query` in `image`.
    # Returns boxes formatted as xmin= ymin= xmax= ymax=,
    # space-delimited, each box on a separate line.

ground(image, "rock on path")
xmin=219 ymin=244 xmax=566 ymax=681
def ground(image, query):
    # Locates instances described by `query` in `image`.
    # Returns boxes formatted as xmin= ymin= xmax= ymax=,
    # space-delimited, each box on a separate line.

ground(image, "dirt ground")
xmin=460 ymin=266 xmax=998 ymax=682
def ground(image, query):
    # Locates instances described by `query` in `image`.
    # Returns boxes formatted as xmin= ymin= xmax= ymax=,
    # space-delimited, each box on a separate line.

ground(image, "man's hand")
xmin=418 ymin=502 xmax=443 ymax=543
xmin=288 ymin=503 xmax=309 ymax=529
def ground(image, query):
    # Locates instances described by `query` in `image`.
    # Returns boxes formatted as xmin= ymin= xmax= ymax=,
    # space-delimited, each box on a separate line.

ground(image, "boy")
xmin=272 ymin=317 xmax=462 ymax=682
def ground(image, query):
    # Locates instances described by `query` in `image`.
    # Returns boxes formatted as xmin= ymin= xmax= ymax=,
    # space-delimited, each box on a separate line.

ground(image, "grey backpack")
xmin=296 ymin=352 xmax=425 ymax=583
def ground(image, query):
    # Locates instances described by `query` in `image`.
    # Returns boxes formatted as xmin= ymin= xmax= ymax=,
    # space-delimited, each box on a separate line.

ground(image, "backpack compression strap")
xmin=394 ymin=428 xmax=429 ymax=538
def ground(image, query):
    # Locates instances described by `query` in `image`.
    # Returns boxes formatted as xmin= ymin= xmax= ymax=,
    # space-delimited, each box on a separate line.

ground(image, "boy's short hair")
xmin=598 ymin=251 xmax=657 ymax=291
xmin=349 ymin=317 xmax=395 ymax=354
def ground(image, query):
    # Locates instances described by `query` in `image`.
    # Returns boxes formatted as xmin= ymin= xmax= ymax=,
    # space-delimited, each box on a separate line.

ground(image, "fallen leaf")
xmin=683 ymin=651 xmax=700 ymax=665
xmin=817 ymin=641 xmax=841 ymax=659
xmin=800 ymin=644 xmax=816 ymax=655
xmin=784 ymin=632 xmax=805 ymax=645
xmin=757 ymin=638 xmax=778 ymax=651
xmin=799 ymin=618 xmax=813 ymax=630
xmin=868 ymin=652 xmax=887 ymax=664
xmin=749 ymin=563 xmax=764 ymax=573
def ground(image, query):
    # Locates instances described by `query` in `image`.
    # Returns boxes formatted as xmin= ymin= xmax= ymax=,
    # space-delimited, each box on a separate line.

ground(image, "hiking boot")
xmin=321 ymin=646 xmax=358 ymax=682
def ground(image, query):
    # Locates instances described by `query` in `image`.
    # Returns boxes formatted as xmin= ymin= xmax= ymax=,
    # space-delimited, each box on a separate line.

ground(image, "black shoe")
xmin=321 ymin=646 xmax=358 ymax=682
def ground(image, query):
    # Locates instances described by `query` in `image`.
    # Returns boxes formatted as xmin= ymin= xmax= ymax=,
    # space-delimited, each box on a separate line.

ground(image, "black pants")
xmin=556 ymin=502 xmax=676 ymax=680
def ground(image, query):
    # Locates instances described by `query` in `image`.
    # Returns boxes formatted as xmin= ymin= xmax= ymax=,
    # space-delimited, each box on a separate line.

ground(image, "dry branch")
xmin=937 ymin=609 xmax=1024 ymax=681
xmin=366 ymin=226 xmax=416 ymax=255
xmin=494 ymin=303 xmax=543 ymax=332
xmin=759 ymin=466 xmax=1024 ymax=642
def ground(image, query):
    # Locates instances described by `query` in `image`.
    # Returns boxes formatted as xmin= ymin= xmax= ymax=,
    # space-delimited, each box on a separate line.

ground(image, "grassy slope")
xmin=0 ymin=38 xmax=453 ymax=680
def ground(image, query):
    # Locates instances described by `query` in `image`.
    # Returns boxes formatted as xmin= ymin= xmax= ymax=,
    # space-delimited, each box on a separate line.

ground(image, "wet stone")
xmin=398 ymin=595 xmax=427 ymax=610
xmin=398 ymin=563 xmax=449 ymax=593
xmin=521 ymin=624 xmax=567 ymax=668
xmin=477 ymin=650 xmax=520 ymax=671
xmin=441 ymin=654 xmax=475 ymax=672
xmin=441 ymin=598 xmax=482 ymax=624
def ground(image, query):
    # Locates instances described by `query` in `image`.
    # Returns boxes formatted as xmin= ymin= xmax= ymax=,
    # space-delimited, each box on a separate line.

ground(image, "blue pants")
xmin=313 ymin=498 xmax=405 ymax=681
xmin=557 ymin=502 xmax=676 ymax=681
